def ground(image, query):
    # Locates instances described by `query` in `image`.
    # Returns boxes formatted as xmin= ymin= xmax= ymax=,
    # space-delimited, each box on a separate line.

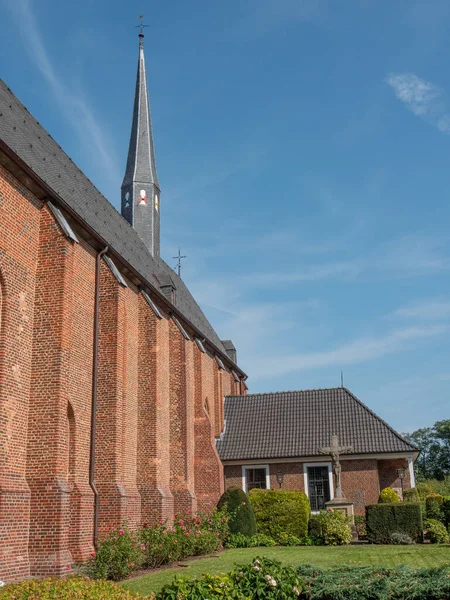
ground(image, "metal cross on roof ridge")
xmin=135 ymin=14 xmax=148 ymax=35
xmin=173 ymin=248 xmax=187 ymax=277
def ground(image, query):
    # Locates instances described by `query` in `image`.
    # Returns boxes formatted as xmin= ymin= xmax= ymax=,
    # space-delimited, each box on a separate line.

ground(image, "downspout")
xmin=89 ymin=246 xmax=108 ymax=549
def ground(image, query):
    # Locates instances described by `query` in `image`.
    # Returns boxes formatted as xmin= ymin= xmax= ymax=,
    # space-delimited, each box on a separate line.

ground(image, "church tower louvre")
xmin=121 ymin=29 xmax=161 ymax=257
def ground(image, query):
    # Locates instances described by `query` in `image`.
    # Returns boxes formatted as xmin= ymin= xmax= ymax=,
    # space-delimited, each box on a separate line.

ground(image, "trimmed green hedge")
xmin=217 ymin=487 xmax=256 ymax=536
xmin=366 ymin=502 xmax=423 ymax=544
xmin=249 ymin=489 xmax=310 ymax=542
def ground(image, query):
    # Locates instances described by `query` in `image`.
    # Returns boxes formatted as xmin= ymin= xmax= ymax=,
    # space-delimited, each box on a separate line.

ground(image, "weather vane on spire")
xmin=135 ymin=14 xmax=148 ymax=36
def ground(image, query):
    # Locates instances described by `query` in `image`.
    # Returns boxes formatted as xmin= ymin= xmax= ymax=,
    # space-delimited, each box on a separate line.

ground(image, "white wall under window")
xmin=242 ymin=464 xmax=270 ymax=493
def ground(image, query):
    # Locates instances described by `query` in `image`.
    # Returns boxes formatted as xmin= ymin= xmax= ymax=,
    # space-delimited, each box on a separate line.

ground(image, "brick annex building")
xmin=217 ymin=389 xmax=419 ymax=514
xmin=0 ymin=33 xmax=247 ymax=581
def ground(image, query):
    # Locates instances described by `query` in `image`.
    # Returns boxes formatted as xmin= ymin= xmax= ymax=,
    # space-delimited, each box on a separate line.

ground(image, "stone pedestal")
xmin=325 ymin=497 xmax=355 ymax=524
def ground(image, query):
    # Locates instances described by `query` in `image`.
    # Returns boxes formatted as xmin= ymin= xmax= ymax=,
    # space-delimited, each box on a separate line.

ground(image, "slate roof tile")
xmin=216 ymin=388 xmax=418 ymax=461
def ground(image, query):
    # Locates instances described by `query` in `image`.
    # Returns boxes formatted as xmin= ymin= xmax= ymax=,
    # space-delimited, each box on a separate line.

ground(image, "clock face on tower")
xmin=139 ymin=189 xmax=147 ymax=205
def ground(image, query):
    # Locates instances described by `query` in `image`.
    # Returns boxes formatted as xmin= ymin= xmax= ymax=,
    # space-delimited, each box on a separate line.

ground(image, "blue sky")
xmin=1 ymin=0 xmax=450 ymax=433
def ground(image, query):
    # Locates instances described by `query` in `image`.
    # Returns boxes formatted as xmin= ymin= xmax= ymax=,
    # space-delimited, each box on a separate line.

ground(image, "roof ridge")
xmin=342 ymin=388 xmax=419 ymax=452
xmin=225 ymin=387 xmax=345 ymax=399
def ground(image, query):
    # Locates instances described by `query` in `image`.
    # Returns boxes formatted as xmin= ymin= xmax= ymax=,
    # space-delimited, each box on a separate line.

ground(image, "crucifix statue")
xmin=319 ymin=435 xmax=353 ymax=499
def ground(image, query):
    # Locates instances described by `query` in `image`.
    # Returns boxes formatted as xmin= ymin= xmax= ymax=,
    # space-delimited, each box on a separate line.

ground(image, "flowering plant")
xmin=231 ymin=557 xmax=303 ymax=598
xmin=86 ymin=526 xmax=142 ymax=581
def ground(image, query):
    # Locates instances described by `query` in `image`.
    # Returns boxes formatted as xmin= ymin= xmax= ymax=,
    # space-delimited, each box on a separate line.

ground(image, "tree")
xmin=403 ymin=419 xmax=450 ymax=481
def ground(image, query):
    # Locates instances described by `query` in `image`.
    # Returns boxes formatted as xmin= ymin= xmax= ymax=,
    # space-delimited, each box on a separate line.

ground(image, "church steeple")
xmin=121 ymin=27 xmax=161 ymax=257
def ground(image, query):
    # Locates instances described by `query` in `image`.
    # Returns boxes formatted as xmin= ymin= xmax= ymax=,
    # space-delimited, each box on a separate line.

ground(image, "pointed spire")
xmin=121 ymin=23 xmax=161 ymax=257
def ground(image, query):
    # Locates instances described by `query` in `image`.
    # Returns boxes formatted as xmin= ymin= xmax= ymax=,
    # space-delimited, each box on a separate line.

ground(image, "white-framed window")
xmin=242 ymin=464 xmax=270 ymax=493
xmin=408 ymin=457 xmax=416 ymax=488
xmin=303 ymin=462 xmax=334 ymax=513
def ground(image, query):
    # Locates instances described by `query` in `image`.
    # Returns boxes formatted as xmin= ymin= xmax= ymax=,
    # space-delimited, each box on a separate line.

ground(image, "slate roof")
xmin=0 ymin=79 xmax=233 ymax=361
xmin=216 ymin=388 xmax=418 ymax=461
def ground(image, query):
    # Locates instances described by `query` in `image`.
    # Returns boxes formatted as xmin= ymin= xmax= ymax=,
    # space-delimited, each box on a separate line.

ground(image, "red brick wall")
xmin=0 ymin=161 xmax=243 ymax=581
xmin=169 ymin=321 xmax=196 ymax=514
xmin=0 ymin=165 xmax=41 ymax=581
xmin=341 ymin=459 xmax=380 ymax=512
xmin=225 ymin=458 xmax=410 ymax=515
xmin=378 ymin=458 xmax=410 ymax=498
xmin=137 ymin=299 xmax=173 ymax=523
xmin=67 ymin=240 xmax=96 ymax=563
xmin=26 ymin=205 xmax=76 ymax=577
xmin=193 ymin=347 xmax=224 ymax=512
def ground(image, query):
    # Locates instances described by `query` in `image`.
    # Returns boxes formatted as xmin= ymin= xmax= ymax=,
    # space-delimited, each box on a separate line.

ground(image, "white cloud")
xmin=386 ymin=73 xmax=440 ymax=117
xmin=387 ymin=72 xmax=450 ymax=135
xmin=392 ymin=300 xmax=450 ymax=320
xmin=6 ymin=0 xmax=119 ymax=183
xmin=250 ymin=325 xmax=449 ymax=380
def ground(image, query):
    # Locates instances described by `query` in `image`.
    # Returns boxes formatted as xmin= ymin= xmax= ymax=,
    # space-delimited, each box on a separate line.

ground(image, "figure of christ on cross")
xmin=319 ymin=435 xmax=353 ymax=499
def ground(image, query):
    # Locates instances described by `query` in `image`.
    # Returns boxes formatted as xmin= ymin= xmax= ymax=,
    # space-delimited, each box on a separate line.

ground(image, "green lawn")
xmin=121 ymin=545 xmax=450 ymax=596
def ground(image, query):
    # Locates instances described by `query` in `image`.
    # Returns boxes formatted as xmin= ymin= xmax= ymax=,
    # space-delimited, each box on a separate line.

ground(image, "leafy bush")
xmin=378 ymin=487 xmax=400 ymax=503
xmin=158 ymin=558 xmax=303 ymax=600
xmin=317 ymin=510 xmax=352 ymax=546
xmin=250 ymin=534 xmax=277 ymax=547
xmin=154 ymin=561 xmax=450 ymax=599
xmin=308 ymin=514 xmax=322 ymax=537
xmin=0 ymin=577 xmax=141 ymax=599
xmin=366 ymin=503 xmax=423 ymax=544
xmin=217 ymin=487 xmax=256 ymax=536
xmin=296 ymin=564 xmax=450 ymax=600
xmin=424 ymin=518 xmax=450 ymax=544
xmin=86 ymin=527 xmax=142 ymax=581
xmin=249 ymin=489 xmax=310 ymax=542
xmin=226 ymin=533 xmax=277 ymax=548
xmin=403 ymin=488 xmax=420 ymax=503
xmin=443 ymin=496 xmax=450 ymax=528
xmin=231 ymin=557 xmax=303 ymax=598
xmin=390 ymin=532 xmax=414 ymax=545
xmin=354 ymin=514 xmax=366 ymax=539
xmin=278 ymin=533 xmax=303 ymax=546
xmin=87 ymin=510 xmax=228 ymax=580
xmin=417 ymin=477 xmax=450 ymax=498
xmin=417 ymin=481 xmax=437 ymax=498
xmin=158 ymin=573 xmax=244 ymax=600
xmin=426 ymin=493 xmax=444 ymax=522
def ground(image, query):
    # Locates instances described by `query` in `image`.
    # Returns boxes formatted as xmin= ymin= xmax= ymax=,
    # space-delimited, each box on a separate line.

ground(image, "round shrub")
xmin=403 ymin=488 xmax=420 ymax=503
xmin=390 ymin=532 xmax=414 ymax=545
xmin=424 ymin=518 xmax=450 ymax=544
xmin=0 ymin=577 xmax=141 ymax=599
xmin=249 ymin=489 xmax=310 ymax=542
xmin=318 ymin=510 xmax=352 ymax=546
xmin=378 ymin=487 xmax=400 ymax=503
xmin=217 ymin=487 xmax=256 ymax=536
xmin=426 ymin=493 xmax=444 ymax=522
